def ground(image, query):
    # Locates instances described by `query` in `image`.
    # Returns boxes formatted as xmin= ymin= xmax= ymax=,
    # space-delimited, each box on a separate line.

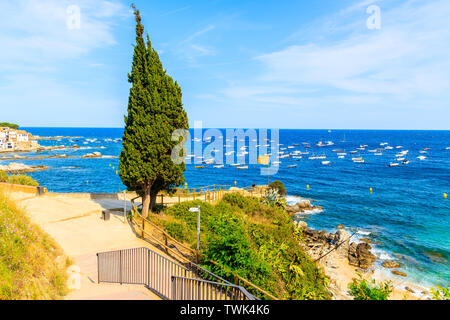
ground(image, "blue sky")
xmin=0 ymin=0 xmax=449 ymax=129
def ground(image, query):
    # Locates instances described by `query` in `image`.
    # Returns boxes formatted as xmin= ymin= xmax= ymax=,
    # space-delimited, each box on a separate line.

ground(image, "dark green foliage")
xmin=348 ymin=274 xmax=392 ymax=300
xmin=119 ymin=5 xmax=188 ymax=217
xmin=268 ymin=180 xmax=287 ymax=196
xmin=156 ymin=193 xmax=330 ymax=300
xmin=0 ymin=123 xmax=19 ymax=130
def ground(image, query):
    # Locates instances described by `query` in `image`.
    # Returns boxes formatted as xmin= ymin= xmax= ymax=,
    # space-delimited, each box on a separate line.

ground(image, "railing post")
xmin=141 ymin=216 xmax=145 ymax=238
xmin=119 ymin=250 xmax=122 ymax=285
xmin=97 ymin=253 xmax=100 ymax=284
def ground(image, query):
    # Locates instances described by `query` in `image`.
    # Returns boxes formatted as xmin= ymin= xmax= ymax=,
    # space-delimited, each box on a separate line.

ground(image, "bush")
xmin=262 ymin=188 xmax=286 ymax=209
xmin=430 ymin=285 xmax=450 ymax=300
xmin=268 ymin=180 xmax=287 ymax=196
xmin=348 ymin=274 xmax=392 ymax=300
xmin=0 ymin=171 xmax=8 ymax=183
xmin=0 ymin=193 xmax=68 ymax=299
xmin=7 ymin=175 xmax=39 ymax=187
xmin=164 ymin=221 xmax=190 ymax=242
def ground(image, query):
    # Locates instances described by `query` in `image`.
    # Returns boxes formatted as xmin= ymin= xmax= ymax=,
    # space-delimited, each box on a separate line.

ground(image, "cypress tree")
xmin=119 ymin=5 xmax=188 ymax=218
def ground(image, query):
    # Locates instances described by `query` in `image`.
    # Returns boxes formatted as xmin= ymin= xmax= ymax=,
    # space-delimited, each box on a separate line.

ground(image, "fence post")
xmin=141 ymin=217 xmax=145 ymax=238
xmin=161 ymin=194 xmax=164 ymax=206
xmin=119 ymin=250 xmax=122 ymax=285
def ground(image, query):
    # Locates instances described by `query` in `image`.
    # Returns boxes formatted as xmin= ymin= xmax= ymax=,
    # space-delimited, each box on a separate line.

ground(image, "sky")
xmin=0 ymin=0 xmax=449 ymax=129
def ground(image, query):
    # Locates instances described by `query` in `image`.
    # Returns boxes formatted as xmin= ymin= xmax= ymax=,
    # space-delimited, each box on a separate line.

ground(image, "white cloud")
xmin=220 ymin=0 xmax=450 ymax=119
xmin=0 ymin=0 xmax=128 ymax=69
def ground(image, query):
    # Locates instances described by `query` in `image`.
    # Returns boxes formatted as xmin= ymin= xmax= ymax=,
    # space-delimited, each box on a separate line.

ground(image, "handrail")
xmin=171 ymin=276 xmax=257 ymax=300
xmin=97 ymin=247 xmax=255 ymax=300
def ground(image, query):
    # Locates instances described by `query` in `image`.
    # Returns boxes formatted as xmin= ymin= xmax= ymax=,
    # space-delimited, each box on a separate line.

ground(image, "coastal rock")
xmin=296 ymin=221 xmax=308 ymax=229
xmin=392 ymin=270 xmax=407 ymax=277
xmin=382 ymin=261 xmax=400 ymax=269
xmin=82 ymin=152 xmax=102 ymax=159
xmin=0 ymin=162 xmax=48 ymax=173
xmin=348 ymin=242 xmax=377 ymax=269
xmin=286 ymin=200 xmax=323 ymax=215
xmin=333 ymin=229 xmax=350 ymax=258
xmin=337 ymin=224 xmax=345 ymax=230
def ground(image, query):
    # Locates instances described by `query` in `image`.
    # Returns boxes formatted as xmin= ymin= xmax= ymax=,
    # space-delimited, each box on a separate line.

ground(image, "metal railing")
xmin=171 ymin=276 xmax=255 ymax=300
xmin=97 ymin=247 xmax=257 ymax=300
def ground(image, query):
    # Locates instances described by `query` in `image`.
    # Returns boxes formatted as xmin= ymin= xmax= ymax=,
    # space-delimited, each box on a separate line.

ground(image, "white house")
xmin=16 ymin=131 xmax=29 ymax=142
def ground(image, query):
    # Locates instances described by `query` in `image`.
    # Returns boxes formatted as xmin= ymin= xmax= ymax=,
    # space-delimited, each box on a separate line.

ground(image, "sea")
xmin=4 ymin=127 xmax=449 ymax=289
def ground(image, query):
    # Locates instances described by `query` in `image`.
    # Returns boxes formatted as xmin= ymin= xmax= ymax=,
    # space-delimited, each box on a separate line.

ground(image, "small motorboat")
xmin=321 ymin=161 xmax=331 ymax=165
xmin=236 ymin=166 xmax=248 ymax=170
xmin=389 ymin=162 xmax=399 ymax=167
xmin=287 ymin=164 xmax=298 ymax=168
xmin=402 ymin=160 xmax=410 ymax=165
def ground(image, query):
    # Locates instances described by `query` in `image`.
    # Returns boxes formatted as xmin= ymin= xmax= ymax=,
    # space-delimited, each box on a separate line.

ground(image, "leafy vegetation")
xmin=261 ymin=188 xmax=286 ymax=209
xmin=119 ymin=5 xmax=188 ymax=218
xmin=348 ymin=274 xmax=393 ymax=300
xmin=0 ymin=172 xmax=39 ymax=186
xmin=7 ymin=174 xmax=39 ymax=187
xmin=430 ymin=285 xmax=450 ymax=300
xmin=0 ymin=171 xmax=8 ymax=183
xmin=0 ymin=122 xmax=19 ymax=130
xmin=0 ymin=193 xmax=69 ymax=299
xmin=154 ymin=193 xmax=330 ymax=300
xmin=268 ymin=180 xmax=287 ymax=196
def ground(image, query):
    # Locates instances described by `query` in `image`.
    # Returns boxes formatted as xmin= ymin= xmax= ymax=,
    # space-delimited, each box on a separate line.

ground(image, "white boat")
xmin=338 ymin=156 xmax=345 ymax=159
xmin=287 ymin=164 xmax=297 ymax=168
xmin=337 ymin=152 xmax=347 ymax=156
xmin=316 ymin=141 xmax=325 ymax=147
xmin=321 ymin=161 xmax=330 ymax=165
xmin=352 ymin=157 xmax=363 ymax=161
xmin=402 ymin=160 xmax=410 ymax=165
xmin=213 ymin=165 xmax=224 ymax=168
xmin=353 ymin=159 xmax=365 ymax=163
xmin=385 ymin=146 xmax=394 ymax=150
xmin=349 ymin=151 xmax=358 ymax=154
xmin=236 ymin=166 xmax=248 ymax=170
xmin=396 ymin=157 xmax=405 ymax=161
xmin=389 ymin=162 xmax=400 ymax=167
xmin=374 ymin=153 xmax=383 ymax=156
xmin=446 ymin=147 xmax=450 ymax=150
xmin=417 ymin=156 xmax=426 ymax=160
xmin=325 ymin=141 xmax=334 ymax=146
xmin=230 ymin=163 xmax=241 ymax=167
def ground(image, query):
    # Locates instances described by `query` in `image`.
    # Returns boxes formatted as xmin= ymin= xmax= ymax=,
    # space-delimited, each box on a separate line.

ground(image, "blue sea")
xmin=4 ymin=127 xmax=449 ymax=288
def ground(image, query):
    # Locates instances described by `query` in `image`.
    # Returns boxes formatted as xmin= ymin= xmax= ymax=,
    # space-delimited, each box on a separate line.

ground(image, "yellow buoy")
xmin=444 ymin=193 xmax=448 ymax=199
xmin=370 ymin=188 xmax=373 ymax=194
xmin=116 ymin=171 xmax=118 ymax=175
xmin=307 ymin=185 xmax=310 ymax=190
xmin=185 ymin=182 xmax=188 ymax=188
xmin=109 ymin=164 xmax=111 ymax=167
xmin=234 ymin=180 xmax=237 ymax=186
xmin=112 ymin=166 xmax=115 ymax=170
xmin=86 ymin=181 xmax=89 ymax=184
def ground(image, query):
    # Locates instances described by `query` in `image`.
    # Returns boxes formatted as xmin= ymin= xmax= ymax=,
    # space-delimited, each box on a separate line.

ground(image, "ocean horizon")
xmin=4 ymin=127 xmax=450 ymax=289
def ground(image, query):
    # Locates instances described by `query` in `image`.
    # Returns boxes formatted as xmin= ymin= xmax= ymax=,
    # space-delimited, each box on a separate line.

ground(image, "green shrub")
xmin=8 ymin=175 xmax=39 ymax=187
xmin=0 ymin=171 xmax=8 ymax=183
xmin=430 ymin=285 xmax=450 ymax=300
xmin=268 ymin=180 xmax=287 ymax=196
xmin=164 ymin=221 xmax=190 ymax=242
xmin=0 ymin=193 xmax=68 ymax=299
xmin=262 ymin=188 xmax=286 ymax=209
xmin=348 ymin=274 xmax=392 ymax=300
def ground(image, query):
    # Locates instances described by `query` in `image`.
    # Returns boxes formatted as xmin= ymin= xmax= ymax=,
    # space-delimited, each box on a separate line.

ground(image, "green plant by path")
xmin=0 ymin=171 xmax=8 ymax=183
xmin=7 ymin=175 xmax=39 ymax=187
xmin=119 ymin=5 xmax=188 ymax=218
xmin=0 ymin=193 xmax=69 ymax=299
xmin=348 ymin=274 xmax=393 ymax=300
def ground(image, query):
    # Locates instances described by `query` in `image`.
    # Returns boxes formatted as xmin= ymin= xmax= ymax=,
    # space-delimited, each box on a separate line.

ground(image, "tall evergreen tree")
xmin=119 ymin=5 xmax=188 ymax=218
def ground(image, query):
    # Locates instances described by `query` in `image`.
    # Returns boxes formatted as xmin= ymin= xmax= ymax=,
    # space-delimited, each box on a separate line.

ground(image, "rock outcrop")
xmin=0 ymin=162 xmax=48 ymax=173
xmin=348 ymin=242 xmax=377 ymax=269
xmin=287 ymin=199 xmax=322 ymax=215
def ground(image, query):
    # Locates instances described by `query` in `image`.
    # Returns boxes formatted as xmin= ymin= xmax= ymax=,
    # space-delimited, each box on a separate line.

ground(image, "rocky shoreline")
xmin=286 ymin=202 xmax=431 ymax=300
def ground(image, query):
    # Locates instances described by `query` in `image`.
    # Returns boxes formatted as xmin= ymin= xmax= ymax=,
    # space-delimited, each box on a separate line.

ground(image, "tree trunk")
xmin=149 ymin=190 xmax=158 ymax=213
xmin=141 ymin=185 xmax=151 ymax=219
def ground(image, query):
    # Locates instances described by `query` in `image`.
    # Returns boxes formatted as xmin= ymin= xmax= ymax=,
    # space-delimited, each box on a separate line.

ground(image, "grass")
xmin=0 ymin=171 xmax=39 ymax=187
xmin=149 ymin=193 xmax=331 ymax=300
xmin=0 ymin=193 xmax=69 ymax=300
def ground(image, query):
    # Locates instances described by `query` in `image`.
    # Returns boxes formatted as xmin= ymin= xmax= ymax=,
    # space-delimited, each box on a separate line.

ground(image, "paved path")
xmin=7 ymin=191 xmax=169 ymax=300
